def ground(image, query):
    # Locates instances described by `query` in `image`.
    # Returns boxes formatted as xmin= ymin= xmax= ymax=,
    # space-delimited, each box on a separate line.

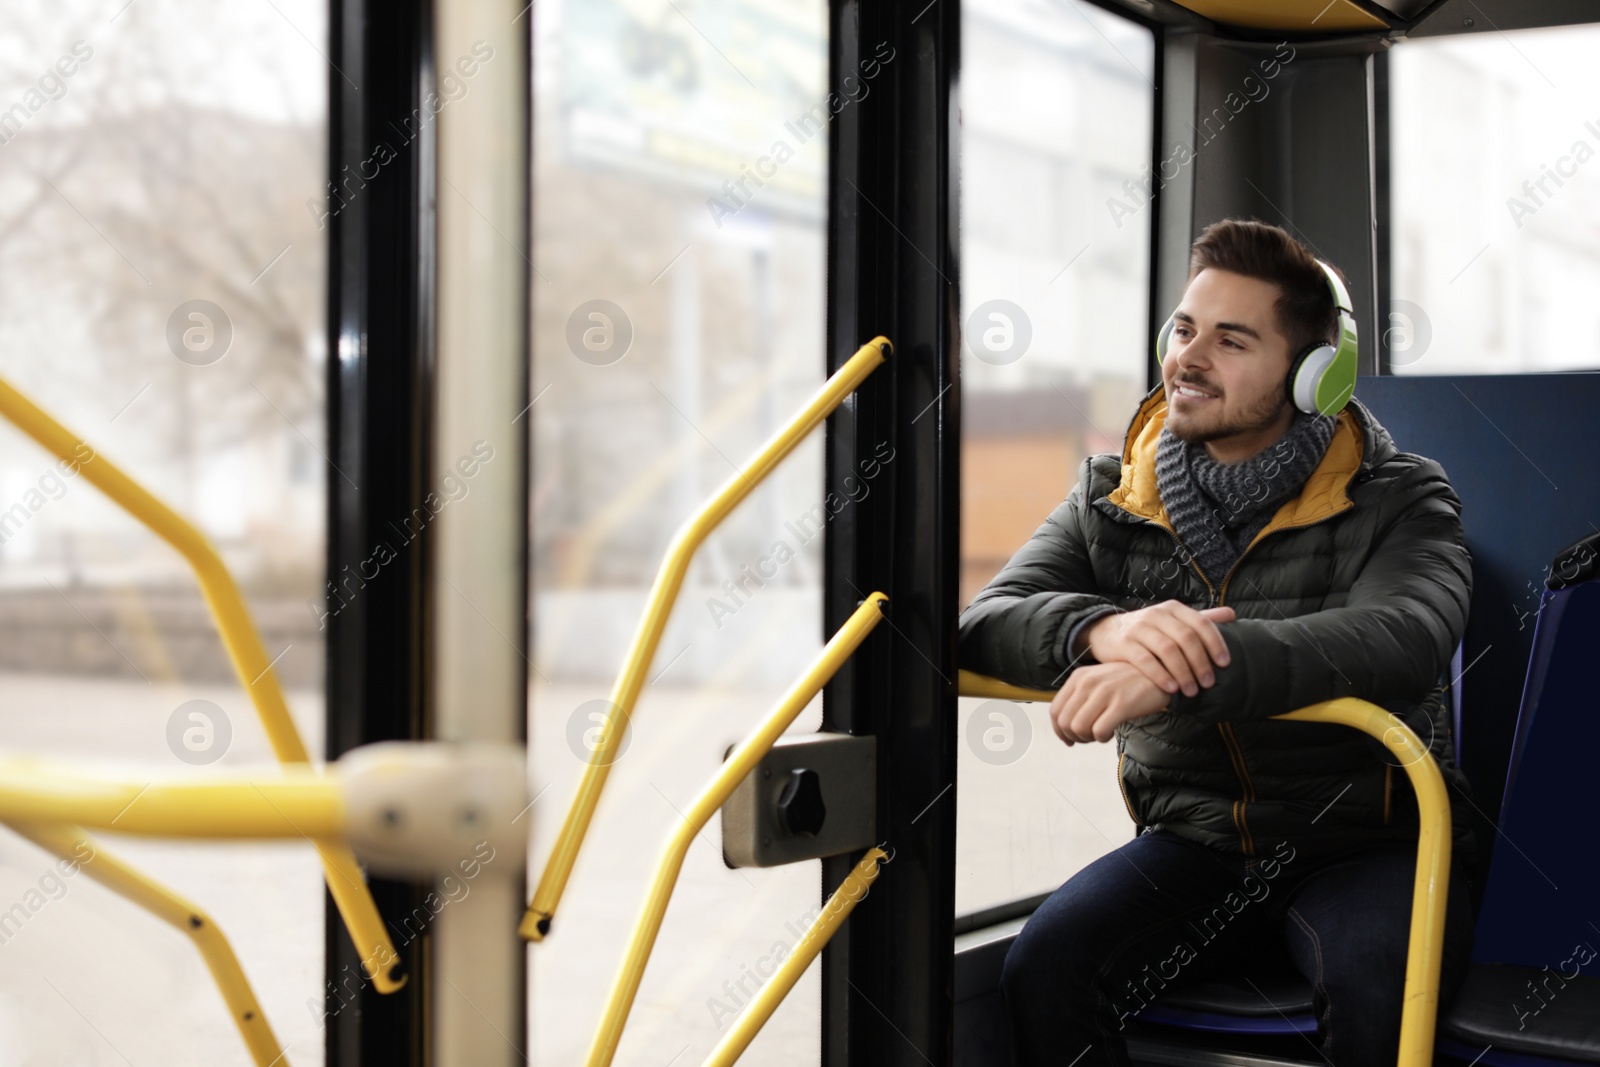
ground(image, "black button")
xmin=776 ymin=768 xmax=827 ymax=837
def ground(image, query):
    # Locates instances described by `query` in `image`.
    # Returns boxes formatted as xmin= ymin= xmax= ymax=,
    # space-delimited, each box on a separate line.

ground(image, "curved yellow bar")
xmin=0 ymin=374 xmax=402 ymax=992
xmin=0 ymin=756 xmax=342 ymax=837
xmin=957 ymin=671 xmax=1450 ymax=1067
xmin=583 ymin=593 xmax=888 ymax=1067
xmin=702 ymin=847 xmax=888 ymax=1067
xmin=1278 ymin=699 xmax=1450 ymax=1067
xmin=7 ymin=823 xmax=289 ymax=1067
xmin=523 ymin=337 xmax=892 ymax=942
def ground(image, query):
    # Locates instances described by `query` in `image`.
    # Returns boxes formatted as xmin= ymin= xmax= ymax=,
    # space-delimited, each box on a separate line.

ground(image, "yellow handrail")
xmin=956 ymin=669 xmax=1058 ymax=704
xmin=1277 ymin=700 xmax=1450 ymax=1067
xmin=956 ymin=670 xmax=1451 ymax=1067
xmin=0 ymin=756 xmax=341 ymax=836
xmin=583 ymin=592 xmax=888 ymax=1067
xmin=523 ymin=336 xmax=892 ymax=942
xmin=0 ymin=374 xmax=402 ymax=992
xmin=7 ymin=822 xmax=289 ymax=1067
xmin=701 ymin=847 xmax=888 ymax=1067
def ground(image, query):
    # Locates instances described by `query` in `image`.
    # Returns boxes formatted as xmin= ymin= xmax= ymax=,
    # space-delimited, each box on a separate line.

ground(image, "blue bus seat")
xmin=1135 ymin=969 xmax=1315 ymax=1035
xmin=1437 ymin=574 xmax=1600 ymax=1065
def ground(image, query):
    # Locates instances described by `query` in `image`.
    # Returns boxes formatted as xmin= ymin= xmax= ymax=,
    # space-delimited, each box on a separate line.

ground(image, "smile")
xmin=1174 ymin=384 xmax=1217 ymax=400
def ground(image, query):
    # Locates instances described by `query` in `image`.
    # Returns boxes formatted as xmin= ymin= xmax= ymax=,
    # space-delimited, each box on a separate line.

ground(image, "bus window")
xmin=530 ymin=1 xmax=828 ymax=1062
xmin=0 ymin=1 xmax=328 ymax=1061
xmin=958 ymin=0 xmax=1154 ymax=919
xmin=1391 ymin=25 xmax=1600 ymax=373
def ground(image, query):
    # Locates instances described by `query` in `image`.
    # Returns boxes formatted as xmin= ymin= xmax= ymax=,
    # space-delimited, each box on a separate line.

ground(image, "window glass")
xmin=958 ymin=0 xmax=1154 ymax=917
xmin=1392 ymin=26 xmax=1600 ymax=373
xmin=531 ymin=1 xmax=828 ymax=1061
xmin=0 ymin=1 xmax=327 ymax=1062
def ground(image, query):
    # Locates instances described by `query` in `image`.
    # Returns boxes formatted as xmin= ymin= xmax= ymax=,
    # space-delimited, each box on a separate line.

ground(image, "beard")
xmin=1166 ymin=382 xmax=1291 ymax=446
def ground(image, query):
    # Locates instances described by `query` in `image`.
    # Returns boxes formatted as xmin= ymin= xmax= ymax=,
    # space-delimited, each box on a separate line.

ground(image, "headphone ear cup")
xmin=1290 ymin=343 xmax=1340 ymax=415
xmin=1155 ymin=314 xmax=1176 ymax=372
xmin=1320 ymin=308 xmax=1359 ymax=415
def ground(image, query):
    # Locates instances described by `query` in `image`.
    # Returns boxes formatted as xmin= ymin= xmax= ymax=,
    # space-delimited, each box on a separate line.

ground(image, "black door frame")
xmin=821 ymin=2 xmax=962 ymax=1063
xmin=325 ymin=0 xmax=436 ymax=1062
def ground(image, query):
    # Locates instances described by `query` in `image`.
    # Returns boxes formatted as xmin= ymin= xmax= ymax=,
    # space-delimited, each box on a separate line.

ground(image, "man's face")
xmin=1161 ymin=267 xmax=1297 ymax=462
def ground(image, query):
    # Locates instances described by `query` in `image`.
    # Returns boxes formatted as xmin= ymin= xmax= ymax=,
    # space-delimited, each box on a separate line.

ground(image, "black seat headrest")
xmin=1546 ymin=530 xmax=1600 ymax=590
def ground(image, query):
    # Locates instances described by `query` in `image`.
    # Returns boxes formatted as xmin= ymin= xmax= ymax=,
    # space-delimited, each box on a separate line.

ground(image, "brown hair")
xmin=1188 ymin=218 xmax=1341 ymax=359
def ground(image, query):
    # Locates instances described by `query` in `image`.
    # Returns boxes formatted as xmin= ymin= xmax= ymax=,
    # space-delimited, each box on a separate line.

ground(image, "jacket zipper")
xmin=1144 ymin=506 xmax=1354 ymax=855
xmin=1217 ymin=723 xmax=1256 ymax=855
xmin=1215 ymin=506 xmax=1352 ymax=604
xmin=1213 ymin=507 xmax=1355 ymax=853
xmin=1139 ymin=526 xmax=1259 ymax=851
xmin=1116 ymin=750 xmax=1141 ymax=826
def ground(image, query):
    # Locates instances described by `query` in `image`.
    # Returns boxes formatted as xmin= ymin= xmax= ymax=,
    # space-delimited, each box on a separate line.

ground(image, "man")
xmin=957 ymin=219 xmax=1477 ymax=1066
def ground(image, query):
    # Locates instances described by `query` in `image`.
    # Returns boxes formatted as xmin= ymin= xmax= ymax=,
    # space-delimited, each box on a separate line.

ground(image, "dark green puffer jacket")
xmin=958 ymin=386 xmax=1478 ymax=869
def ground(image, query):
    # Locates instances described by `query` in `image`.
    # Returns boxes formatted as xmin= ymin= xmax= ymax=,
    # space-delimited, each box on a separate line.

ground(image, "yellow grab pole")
xmin=702 ymin=848 xmax=888 ymax=1067
xmin=0 ymin=758 xmax=343 ymax=837
xmin=956 ymin=669 xmax=1055 ymax=704
xmin=956 ymin=672 xmax=1451 ymax=1067
xmin=0 ymin=375 xmax=403 ymax=991
xmin=1278 ymin=699 xmax=1451 ymax=1067
xmin=8 ymin=822 xmax=289 ymax=1067
xmin=522 ymin=337 xmax=891 ymax=942
xmin=583 ymin=593 xmax=888 ymax=1067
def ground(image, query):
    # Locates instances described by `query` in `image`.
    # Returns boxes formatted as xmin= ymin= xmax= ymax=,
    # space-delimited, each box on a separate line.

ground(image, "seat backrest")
xmin=1469 ymin=578 xmax=1600 ymax=973
xmin=1357 ymin=373 xmax=1600 ymax=831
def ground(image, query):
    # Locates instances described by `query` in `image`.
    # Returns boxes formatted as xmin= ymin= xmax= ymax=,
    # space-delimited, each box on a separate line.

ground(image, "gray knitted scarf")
xmin=1154 ymin=410 xmax=1337 ymax=588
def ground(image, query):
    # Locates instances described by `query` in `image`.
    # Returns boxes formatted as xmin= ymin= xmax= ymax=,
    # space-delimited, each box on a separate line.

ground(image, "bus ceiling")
xmin=1102 ymin=0 xmax=1600 ymax=38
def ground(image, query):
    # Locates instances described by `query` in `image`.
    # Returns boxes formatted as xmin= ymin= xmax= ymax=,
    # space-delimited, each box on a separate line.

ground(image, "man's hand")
xmin=1081 ymin=601 xmax=1235 ymax=698
xmin=1050 ymin=661 xmax=1170 ymax=746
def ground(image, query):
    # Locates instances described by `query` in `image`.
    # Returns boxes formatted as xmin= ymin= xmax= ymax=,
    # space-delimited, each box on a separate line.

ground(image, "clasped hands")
xmin=1051 ymin=602 xmax=1235 ymax=747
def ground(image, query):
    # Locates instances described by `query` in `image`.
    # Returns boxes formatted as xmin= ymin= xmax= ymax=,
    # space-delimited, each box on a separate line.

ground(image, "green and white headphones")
xmin=1156 ymin=259 xmax=1358 ymax=417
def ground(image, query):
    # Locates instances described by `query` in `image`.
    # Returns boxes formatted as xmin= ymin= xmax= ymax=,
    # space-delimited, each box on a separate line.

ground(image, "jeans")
xmin=1000 ymin=828 xmax=1475 ymax=1067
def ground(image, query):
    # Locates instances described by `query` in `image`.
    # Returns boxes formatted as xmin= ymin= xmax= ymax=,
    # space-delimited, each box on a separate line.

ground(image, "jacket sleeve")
xmin=957 ymin=463 xmax=1121 ymax=692
xmin=1167 ymin=459 xmax=1471 ymax=723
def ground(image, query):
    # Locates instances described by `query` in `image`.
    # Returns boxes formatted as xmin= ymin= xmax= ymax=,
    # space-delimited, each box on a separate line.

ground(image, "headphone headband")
xmin=1317 ymin=258 xmax=1354 ymax=316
